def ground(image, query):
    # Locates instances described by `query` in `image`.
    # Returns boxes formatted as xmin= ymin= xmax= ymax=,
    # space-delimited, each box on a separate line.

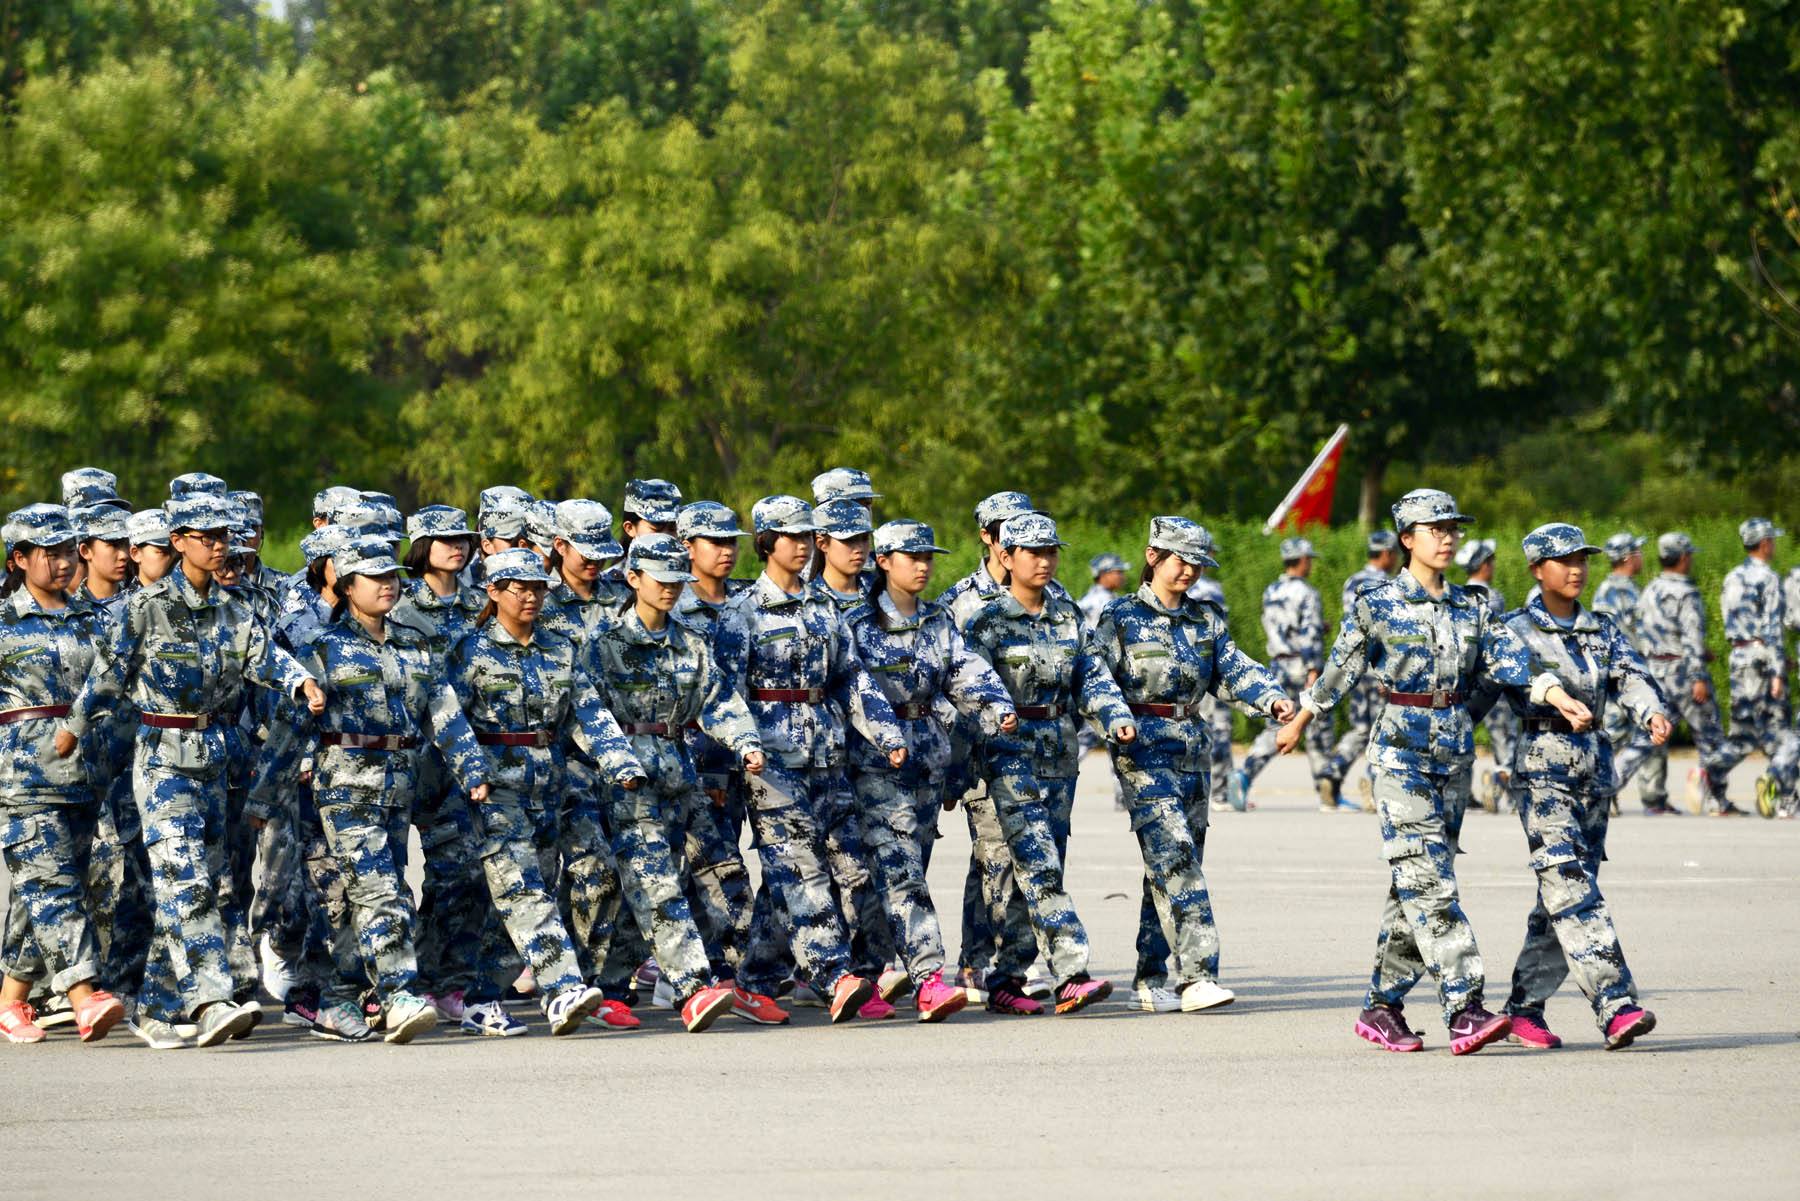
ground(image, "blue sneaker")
xmin=1335 ymin=795 xmax=1365 ymax=813
xmin=1228 ymin=770 xmax=1249 ymax=812
xmin=459 ymin=1000 xmax=527 ymax=1038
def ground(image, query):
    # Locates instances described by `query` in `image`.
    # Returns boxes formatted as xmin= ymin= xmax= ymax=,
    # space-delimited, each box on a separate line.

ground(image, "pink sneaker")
xmin=858 ymin=994 xmax=897 ymax=1020
xmin=915 ymin=972 xmax=967 ymax=1024
xmin=1604 ymin=1006 xmax=1656 ymax=1050
xmin=1053 ymin=976 xmax=1113 ymax=1015
xmin=984 ymin=980 xmax=1045 ymax=1016
xmin=428 ymin=990 xmax=468 ymax=1023
xmin=1506 ymin=1013 xmax=1563 ymax=1050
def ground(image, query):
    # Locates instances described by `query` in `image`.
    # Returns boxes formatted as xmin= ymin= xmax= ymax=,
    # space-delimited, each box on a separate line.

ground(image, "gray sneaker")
xmin=310 ymin=1001 xmax=375 ymax=1043
xmin=382 ymin=992 xmax=439 ymax=1045
xmin=129 ymin=1016 xmax=190 ymax=1050
xmin=194 ymin=1001 xmax=257 ymax=1047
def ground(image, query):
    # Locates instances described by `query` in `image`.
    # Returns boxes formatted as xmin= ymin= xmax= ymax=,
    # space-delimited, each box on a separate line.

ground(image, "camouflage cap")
xmin=312 ymin=485 xmax=362 ymax=520
xmin=127 ymin=508 xmax=172 ymax=547
xmin=1391 ymin=487 xmax=1473 ymax=533
xmin=478 ymin=486 xmax=533 ymax=521
xmin=1739 ymin=517 xmax=1785 ymax=548
xmin=336 ymin=501 xmax=402 ymax=543
xmin=1601 ymin=532 xmax=1646 ymax=564
xmin=1522 ymin=522 xmax=1602 ymax=565
xmin=872 ymin=519 xmax=947 ymax=557
xmin=73 ymin=504 xmax=130 ymax=543
xmin=482 ymin=547 xmax=555 ymax=586
xmin=1193 ymin=523 xmax=1218 ymax=554
xmin=752 ymin=495 xmax=816 ymax=535
xmin=1656 ymin=531 xmax=1697 ymax=561
xmin=1366 ymin=530 xmax=1398 ymax=554
xmin=1454 ymin=538 xmax=1497 ymax=572
xmin=1148 ymin=516 xmax=1219 ymax=568
xmin=625 ymin=533 xmax=697 ymax=584
xmin=228 ymin=490 xmax=264 ymax=526
xmin=555 ymin=499 xmax=622 ymax=562
xmin=524 ymin=499 xmax=559 ymax=552
xmin=1089 ymin=552 xmax=1129 ymax=577
xmin=3 ymin=504 xmax=77 ymax=550
xmin=999 ymin=511 xmax=1067 ymax=549
xmin=623 ymin=478 xmax=683 ymax=524
xmin=166 ymin=494 xmax=235 ymax=533
xmin=334 ymin=536 xmax=403 ymax=579
xmin=169 ymin=471 xmax=227 ymax=500
xmin=1279 ymin=536 xmax=1316 ymax=563
xmin=408 ymin=505 xmax=474 ymax=541
xmin=814 ymin=498 xmax=874 ymax=540
xmin=676 ymin=501 xmax=746 ymax=541
xmin=359 ymin=490 xmax=397 ymax=509
xmin=61 ymin=467 xmax=128 ymax=511
xmin=811 ymin=467 xmax=880 ymax=505
xmin=301 ymin=525 xmax=352 ymax=564
xmin=975 ymin=491 xmax=1036 ymax=529
xmin=480 ymin=507 xmax=529 ymax=542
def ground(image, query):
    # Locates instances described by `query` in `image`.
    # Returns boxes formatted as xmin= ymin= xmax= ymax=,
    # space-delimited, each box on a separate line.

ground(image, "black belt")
xmin=1016 ymin=704 xmax=1067 ymax=720
xmin=1522 ymin=716 xmax=1578 ymax=735
xmin=320 ymin=732 xmax=419 ymax=751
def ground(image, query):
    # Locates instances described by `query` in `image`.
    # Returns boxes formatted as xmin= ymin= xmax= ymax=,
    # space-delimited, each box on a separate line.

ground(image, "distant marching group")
xmin=1 ymin=463 xmax=1792 ymax=1056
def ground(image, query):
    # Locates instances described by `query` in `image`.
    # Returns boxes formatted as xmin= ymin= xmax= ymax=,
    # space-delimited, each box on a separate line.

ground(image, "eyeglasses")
xmin=1411 ymin=525 xmax=1461 ymax=543
xmin=175 ymin=529 xmax=230 ymax=546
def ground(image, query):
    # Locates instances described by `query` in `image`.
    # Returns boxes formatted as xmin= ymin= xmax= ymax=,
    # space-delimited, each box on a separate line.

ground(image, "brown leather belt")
xmin=0 ymin=704 xmax=70 ymax=726
xmin=1381 ymin=689 xmax=1464 ymax=709
xmin=320 ymin=732 xmax=419 ymax=751
xmin=1523 ymin=716 xmax=1578 ymax=735
xmin=1731 ymin=639 xmax=1765 ymax=648
xmin=620 ymin=722 xmax=683 ymax=738
xmin=751 ymin=687 xmax=824 ymax=704
xmin=1016 ymin=704 xmax=1067 ymax=720
xmin=476 ymin=730 xmax=553 ymax=748
xmin=1647 ymin=653 xmax=1682 ymax=661
xmin=140 ymin=711 xmax=232 ymax=731
xmin=893 ymin=702 xmax=930 ymax=720
xmin=1129 ymin=702 xmax=1197 ymax=719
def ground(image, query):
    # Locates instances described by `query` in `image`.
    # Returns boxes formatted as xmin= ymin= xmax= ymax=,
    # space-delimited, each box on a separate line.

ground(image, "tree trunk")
xmin=1356 ymin=455 xmax=1387 ymax=530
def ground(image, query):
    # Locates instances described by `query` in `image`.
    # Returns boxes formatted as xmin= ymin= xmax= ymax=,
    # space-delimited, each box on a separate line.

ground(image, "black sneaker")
xmin=282 ymin=986 xmax=321 ymax=1029
xmin=1355 ymin=1005 xmax=1424 ymax=1052
xmin=1447 ymin=1003 xmax=1511 ymax=1055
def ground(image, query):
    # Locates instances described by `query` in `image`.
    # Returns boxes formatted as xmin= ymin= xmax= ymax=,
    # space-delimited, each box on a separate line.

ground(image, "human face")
xmin=1372 ymin=549 xmax=1399 ymax=573
xmin=15 ymin=543 xmax=78 ymax=594
xmin=1532 ymin=552 xmax=1589 ymax=602
xmin=428 ymin=537 xmax=470 ymax=574
xmin=1003 ymin=544 xmax=1059 ymax=589
xmin=1401 ymin=522 xmax=1460 ymax=573
xmin=131 ymin=543 xmax=175 ymax=585
xmin=1097 ymin=569 xmax=1126 ymax=592
xmin=81 ymin=538 xmax=130 ymax=586
xmin=817 ymin=532 xmax=870 ymax=578
xmin=214 ymin=556 xmax=243 ymax=587
xmin=172 ymin=527 xmax=229 ymax=575
xmin=346 ymin=570 xmax=400 ymax=618
xmin=554 ymin=539 xmax=603 ymax=584
xmin=877 ymin=551 xmax=934 ymax=596
xmin=1152 ymin=551 xmax=1197 ymax=594
xmin=488 ymin=579 xmax=547 ymax=625
xmin=686 ymin=536 xmax=738 ymax=581
xmin=768 ymin=532 xmax=811 ymax=574
xmin=627 ymin=569 xmax=681 ymax=613
xmin=480 ymin=534 xmax=528 ymax=557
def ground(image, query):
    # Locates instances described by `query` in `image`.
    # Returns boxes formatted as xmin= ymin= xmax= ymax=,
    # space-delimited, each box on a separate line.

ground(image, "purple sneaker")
xmin=1355 ymin=1005 xmax=1424 ymax=1052
xmin=1448 ymin=1004 xmax=1511 ymax=1056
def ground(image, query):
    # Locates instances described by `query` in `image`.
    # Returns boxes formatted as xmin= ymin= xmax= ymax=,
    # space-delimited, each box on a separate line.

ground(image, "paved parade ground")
xmin=7 ymin=749 xmax=1798 ymax=1199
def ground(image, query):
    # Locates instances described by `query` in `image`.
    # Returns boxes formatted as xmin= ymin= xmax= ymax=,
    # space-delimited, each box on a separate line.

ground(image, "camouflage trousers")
xmin=412 ymin=771 xmax=489 ymax=997
xmin=298 ymin=791 xmax=373 ymax=1006
xmin=605 ymin=781 xmax=712 ymax=1003
xmin=683 ymin=783 xmax=751 ymax=982
xmin=1504 ymin=779 xmax=1637 ymax=1027
xmin=317 ymin=787 xmax=420 ymax=1002
xmin=87 ymin=770 xmax=152 ymax=999
xmin=985 ymin=758 xmax=1088 ymax=986
xmin=1206 ymin=695 xmax=1233 ymax=778
xmin=1482 ymin=704 xmax=1519 ymax=778
xmin=1243 ymin=678 xmax=1330 ymax=786
xmin=1324 ymin=674 xmax=1381 ymax=785
xmin=1111 ymin=757 xmax=1220 ymax=989
xmin=470 ymin=788 xmax=585 ymax=999
xmin=1365 ymin=761 xmax=1486 ymax=1026
xmin=1718 ymin=653 xmax=1800 ymax=800
xmin=735 ymin=763 xmax=855 ymax=997
xmin=852 ymin=770 xmax=950 ymax=984
xmin=249 ymin=801 xmax=309 ymax=959
xmin=133 ymin=764 xmax=239 ymax=1022
xmin=1605 ymin=700 xmax=1666 ymax=808
xmin=1629 ymin=666 xmax=1732 ymax=801
xmin=0 ymin=802 xmax=100 ymax=993
xmin=556 ymin=761 xmax=626 ymax=987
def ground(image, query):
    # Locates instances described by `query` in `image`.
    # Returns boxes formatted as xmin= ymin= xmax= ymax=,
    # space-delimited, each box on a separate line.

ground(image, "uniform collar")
xmin=1526 ymin=593 xmax=1599 ymax=633
xmin=616 ymin=607 xmax=674 ymax=646
xmin=1132 ymin=582 xmax=1191 ymax=618
xmin=1394 ymin=570 xmax=1465 ymax=607
xmin=754 ymin=573 xmax=806 ymax=610
xmin=5 ymin=587 xmax=89 ymax=623
xmin=169 ymin=567 xmax=223 ymax=612
xmin=876 ymin=590 xmax=930 ymax=630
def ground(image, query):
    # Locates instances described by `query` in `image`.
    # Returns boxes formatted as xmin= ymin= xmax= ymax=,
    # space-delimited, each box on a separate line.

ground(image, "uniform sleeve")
xmin=1677 ymin=589 xmax=1708 ymax=684
xmin=1298 ymin=586 xmax=1325 ymax=670
xmin=694 ymin=638 xmax=761 ymax=758
xmin=1603 ymin=618 xmax=1666 ymax=729
xmin=1302 ymin=597 xmax=1372 ymax=716
xmin=425 ymin=681 xmax=488 ymax=792
xmin=566 ymin=667 xmax=645 ymax=784
xmin=1073 ymin=625 xmax=1133 ymax=736
xmin=62 ymin=594 xmax=145 ymax=739
xmin=244 ymin=610 xmax=317 ymax=700
xmin=1259 ymin=585 xmax=1283 ymax=654
xmin=244 ymin=688 xmax=316 ymax=823
xmin=941 ymin=622 xmax=1016 ymax=736
xmin=1209 ymin=625 xmax=1287 ymax=717
xmin=827 ymin=621 xmax=905 ymax=754
xmin=1473 ymin=607 xmax=1561 ymax=702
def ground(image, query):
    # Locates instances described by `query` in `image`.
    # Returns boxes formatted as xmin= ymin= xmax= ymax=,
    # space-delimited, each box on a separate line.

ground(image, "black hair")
xmin=754 ymin=530 xmax=780 ymax=562
xmin=0 ymin=560 xmax=24 ymax=598
xmin=866 ymin=561 xmax=896 ymax=631
xmin=404 ymin=537 xmax=437 ymax=579
xmin=305 ymin=556 xmax=331 ymax=594
xmin=329 ymin=594 xmax=350 ymax=623
xmin=1139 ymin=547 xmax=1170 ymax=588
xmin=1659 ymin=550 xmax=1682 ymax=568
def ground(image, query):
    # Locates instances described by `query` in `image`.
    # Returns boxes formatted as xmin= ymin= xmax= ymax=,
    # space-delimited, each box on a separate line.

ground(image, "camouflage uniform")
xmin=1302 ymin=491 xmax=1559 ymax=1028
xmin=0 ymin=514 xmax=109 ymax=995
xmin=1472 ymin=525 xmax=1666 ymax=1028
xmin=1717 ymin=522 xmax=1800 ymax=813
xmin=1323 ymin=535 xmax=1396 ymax=793
xmin=1242 ymin=544 xmax=1330 ymax=789
xmin=1633 ymin=541 xmax=1733 ymax=806
xmin=1467 ymin=575 xmax=1521 ymax=803
xmin=963 ymin=512 xmax=1132 ymax=990
xmin=848 ymin=522 xmax=1015 ymax=985
xmin=1185 ymin=567 xmax=1238 ymax=783
xmin=721 ymin=497 xmax=905 ymax=1000
xmin=441 ymin=551 xmax=644 ymax=1004
xmin=586 ymin=536 xmax=762 ymax=1004
xmin=1591 ymin=535 xmax=1663 ymax=807
xmin=1092 ymin=520 xmax=1286 ymax=991
xmin=62 ymin=516 xmax=316 ymax=1023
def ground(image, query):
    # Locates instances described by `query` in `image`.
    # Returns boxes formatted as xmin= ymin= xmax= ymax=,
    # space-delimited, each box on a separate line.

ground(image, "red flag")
xmin=1263 ymin=425 xmax=1347 ymax=533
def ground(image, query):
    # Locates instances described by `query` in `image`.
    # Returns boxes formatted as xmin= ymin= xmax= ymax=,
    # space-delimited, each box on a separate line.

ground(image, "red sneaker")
xmin=1448 ymin=1004 xmax=1511 ymax=1056
xmin=76 ymin=990 xmax=125 ymax=1043
xmin=1604 ymin=1006 xmax=1656 ymax=1050
xmin=681 ymin=985 xmax=736 ymax=1034
xmin=730 ymin=987 xmax=790 ymax=1026
xmin=1506 ymin=1013 xmax=1562 ymax=1050
xmin=829 ymin=975 xmax=874 ymax=1024
xmin=585 ymin=999 xmax=641 ymax=1031
xmin=0 ymin=1000 xmax=46 ymax=1044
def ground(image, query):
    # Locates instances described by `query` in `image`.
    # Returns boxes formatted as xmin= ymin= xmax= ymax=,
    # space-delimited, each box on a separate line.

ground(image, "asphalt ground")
xmin=5 ymin=748 xmax=1798 ymax=1199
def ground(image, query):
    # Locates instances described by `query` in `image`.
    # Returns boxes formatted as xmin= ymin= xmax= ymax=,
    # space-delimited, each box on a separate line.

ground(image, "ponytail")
xmin=1139 ymin=547 xmax=1168 ymax=588
xmin=476 ymin=599 xmax=498 ymax=627
xmin=867 ymin=564 xmax=898 ymax=631
xmin=0 ymin=564 xmax=23 ymax=598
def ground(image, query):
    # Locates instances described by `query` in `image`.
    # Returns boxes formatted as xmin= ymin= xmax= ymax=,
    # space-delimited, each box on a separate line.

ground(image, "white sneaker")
xmin=1129 ymin=985 xmax=1182 ymax=1013
xmin=129 ymin=1016 xmax=190 ymax=1050
xmin=649 ymin=977 xmax=676 ymax=1010
xmin=544 ymin=985 xmax=604 ymax=1035
xmin=877 ymin=967 xmax=913 ymax=1003
xmin=194 ymin=1000 xmax=257 ymax=1047
xmin=382 ymin=992 xmax=439 ymax=1045
xmin=785 ymin=978 xmax=828 ymax=1008
xmin=259 ymin=934 xmax=301 ymax=1002
xmin=1180 ymin=979 xmax=1236 ymax=1012
xmin=1023 ymin=969 xmax=1054 ymax=1001
xmin=459 ymin=1000 xmax=527 ymax=1037
xmin=309 ymin=1001 xmax=375 ymax=1043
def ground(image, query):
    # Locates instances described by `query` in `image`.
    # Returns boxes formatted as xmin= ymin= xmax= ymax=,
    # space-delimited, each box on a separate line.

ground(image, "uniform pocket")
xmin=0 ymin=812 xmax=38 ymax=853
xmin=141 ymin=806 xmax=204 ymax=849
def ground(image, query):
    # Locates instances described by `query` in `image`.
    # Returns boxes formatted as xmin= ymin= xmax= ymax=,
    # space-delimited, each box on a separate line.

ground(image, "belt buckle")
xmin=535 ymin=731 xmax=552 ymax=749
xmin=1431 ymin=688 xmax=1449 ymax=709
xmin=382 ymin=735 xmax=403 ymax=751
xmin=192 ymin=713 xmax=210 ymax=730
xmin=806 ymin=687 xmax=823 ymax=703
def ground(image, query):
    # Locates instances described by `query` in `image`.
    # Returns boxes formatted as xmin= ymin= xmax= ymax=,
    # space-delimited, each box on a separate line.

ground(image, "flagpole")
xmin=1263 ymin=424 xmax=1349 ymax=535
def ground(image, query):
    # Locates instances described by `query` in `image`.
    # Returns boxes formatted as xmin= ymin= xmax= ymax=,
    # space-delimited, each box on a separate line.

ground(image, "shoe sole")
xmin=1354 ymin=1019 xmax=1423 ymax=1052
xmin=281 ymin=1013 xmax=317 ymax=1029
xmin=730 ymin=1002 xmax=790 ymax=1026
xmin=129 ymin=1025 xmax=188 ymax=1050
xmin=384 ymin=1009 xmax=439 ymax=1045
xmin=36 ymin=1011 xmax=76 ymax=1029
xmin=684 ymin=991 xmax=736 ymax=1034
xmin=459 ymin=1022 xmax=527 ymax=1038
xmin=917 ymin=991 xmax=969 ymax=1024
xmin=1128 ymin=997 xmax=1182 ymax=1013
xmin=195 ymin=1006 xmax=257 ymax=1048
xmin=1450 ymin=1015 xmax=1512 ymax=1056
xmin=549 ymin=990 xmax=606 ymax=1036
xmin=230 ymin=1004 xmax=263 ymax=1040
xmin=309 ymin=1025 xmax=374 ymax=1043
xmin=0 ymin=1027 xmax=47 ymax=1044
xmin=1055 ymin=979 xmax=1114 ymax=1015
xmin=829 ymin=978 xmax=875 ymax=1024
xmin=1505 ymin=1032 xmax=1562 ymax=1050
xmin=1605 ymin=1010 xmax=1656 ymax=1051
xmin=78 ymin=1000 xmax=126 ymax=1043
xmin=1180 ymin=993 xmax=1235 ymax=1013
